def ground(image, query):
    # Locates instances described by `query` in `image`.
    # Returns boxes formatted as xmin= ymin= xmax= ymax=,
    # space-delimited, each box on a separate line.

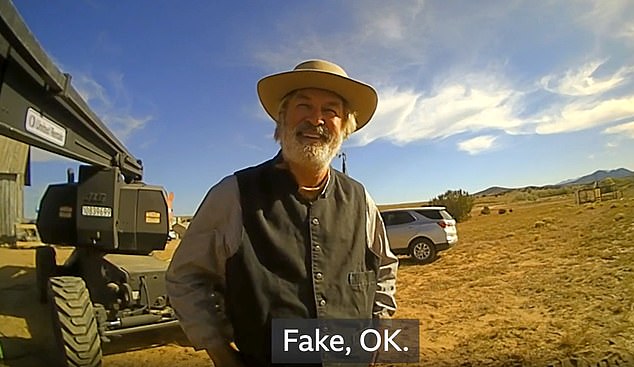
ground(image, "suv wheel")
xmin=409 ymin=238 xmax=436 ymax=264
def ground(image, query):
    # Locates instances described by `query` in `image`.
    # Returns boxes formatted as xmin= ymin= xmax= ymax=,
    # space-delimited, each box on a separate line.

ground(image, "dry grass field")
xmin=1 ymin=183 xmax=633 ymax=366
xmin=395 ymin=192 xmax=634 ymax=366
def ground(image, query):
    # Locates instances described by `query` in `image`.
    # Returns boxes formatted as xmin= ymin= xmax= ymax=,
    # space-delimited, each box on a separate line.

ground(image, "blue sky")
xmin=13 ymin=1 xmax=634 ymax=217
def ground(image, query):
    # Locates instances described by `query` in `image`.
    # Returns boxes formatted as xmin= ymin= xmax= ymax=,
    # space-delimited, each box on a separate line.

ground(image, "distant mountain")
xmin=558 ymin=168 xmax=634 ymax=186
xmin=474 ymin=186 xmax=513 ymax=197
xmin=475 ymin=168 xmax=634 ymax=196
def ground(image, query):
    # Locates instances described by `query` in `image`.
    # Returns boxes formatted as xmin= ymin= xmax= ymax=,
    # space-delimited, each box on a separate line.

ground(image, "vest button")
xmin=311 ymin=217 xmax=319 ymax=225
xmin=315 ymin=272 xmax=323 ymax=280
xmin=319 ymin=299 xmax=326 ymax=306
xmin=314 ymin=245 xmax=321 ymax=251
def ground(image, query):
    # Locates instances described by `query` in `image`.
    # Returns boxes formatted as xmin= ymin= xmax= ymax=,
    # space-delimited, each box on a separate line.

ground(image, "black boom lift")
xmin=0 ymin=2 xmax=179 ymax=365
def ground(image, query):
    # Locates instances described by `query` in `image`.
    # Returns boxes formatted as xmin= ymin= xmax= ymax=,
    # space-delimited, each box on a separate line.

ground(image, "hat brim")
xmin=257 ymin=70 xmax=378 ymax=131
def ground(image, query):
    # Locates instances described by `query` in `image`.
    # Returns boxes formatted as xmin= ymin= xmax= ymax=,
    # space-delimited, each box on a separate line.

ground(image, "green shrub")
xmin=430 ymin=189 xmax=475 ymax=222
xmin=534 ymin=187 xmax=572 ymax=198
xmin=509 ymin=191 xmax=537 ymax=202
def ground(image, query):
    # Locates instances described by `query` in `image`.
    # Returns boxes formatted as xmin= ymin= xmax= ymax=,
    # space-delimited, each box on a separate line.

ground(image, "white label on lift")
xmin=81 ymin=205 xmax=112 ymax=218
xmin=25 ymin=108 xmax=67 ymax=147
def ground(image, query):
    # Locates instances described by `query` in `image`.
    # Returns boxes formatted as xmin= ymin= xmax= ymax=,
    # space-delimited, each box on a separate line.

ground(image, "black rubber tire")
xmin=48 ymin=276 xmax=102 ymax=367
xmin=408 ymin=238 xmax=437 ymax=264
xmin=36 ymin=246 xmax=56 ymax=303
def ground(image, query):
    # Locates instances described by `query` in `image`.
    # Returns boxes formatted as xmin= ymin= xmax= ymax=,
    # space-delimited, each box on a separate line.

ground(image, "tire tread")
xmin=49 ymin=276 xmax=102 ymax=367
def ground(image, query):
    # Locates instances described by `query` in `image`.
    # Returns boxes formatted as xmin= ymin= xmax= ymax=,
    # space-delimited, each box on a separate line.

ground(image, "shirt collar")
xmin=273 ymin=150 xmax=334 ymax=200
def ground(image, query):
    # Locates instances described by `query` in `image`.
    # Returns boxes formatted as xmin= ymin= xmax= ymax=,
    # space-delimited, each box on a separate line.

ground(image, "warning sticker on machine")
xmin=58 ymin=206 xmax=73 ymax=218
xmin=81 ymin=205 xmax=112 ymax=218
xmin=145 ymin=211 xmax=161 ymax=224
xmin=25 ymin=108 xmax=67 ymax=147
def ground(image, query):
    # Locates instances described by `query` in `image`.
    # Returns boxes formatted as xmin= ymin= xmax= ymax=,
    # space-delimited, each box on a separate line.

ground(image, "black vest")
xmin=227 ymin=155 xmax=379 ymax=365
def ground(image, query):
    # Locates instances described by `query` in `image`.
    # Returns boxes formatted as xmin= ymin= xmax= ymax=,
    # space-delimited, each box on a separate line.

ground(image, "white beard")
xmin=280 ymin=123 xmax=343 ymax=171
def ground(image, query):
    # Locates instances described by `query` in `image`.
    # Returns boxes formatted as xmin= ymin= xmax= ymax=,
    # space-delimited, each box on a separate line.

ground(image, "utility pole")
xmin=337 ymin=151 xmax=347 ymax=175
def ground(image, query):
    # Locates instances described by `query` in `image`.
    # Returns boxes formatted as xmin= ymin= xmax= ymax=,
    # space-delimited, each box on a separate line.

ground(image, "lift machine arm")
xmin=0 ymin=1 xmax=168 ymax=254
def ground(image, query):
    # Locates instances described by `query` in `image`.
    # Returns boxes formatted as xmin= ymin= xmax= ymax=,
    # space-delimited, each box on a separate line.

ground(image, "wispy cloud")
xmin=603 ymin=120 xmax=634 ymax=139
xmin=74 ymin=74 xmax=109 ymax=103
xmin=350 ymin=74 xmax=521 ymax=146
xmin=73 ymin=72 xmax=152 ymax=140
xmin=233 ymin=133 xmax=269 ymax=152
xmin=101 ymin=114 xmax=152 ymax=139
xmin=30 ymin=71 xmax=151 ymax=162
xmin=535 ymin=96 xmax=634 ymax=134
xmin=250 ymin=1 xmax=634 ymax=150
xmin=539 ymin=61 xmax=631 ymax=96
xmin=621 ymin=22 xmax=634 ymax=40
xmin=457 ymin=135 xmax=497 ymax=155
xmin=355 ymin=60 xmax=634 ymax=144
xmin=577 ymin=0 xmax=634 ymax=43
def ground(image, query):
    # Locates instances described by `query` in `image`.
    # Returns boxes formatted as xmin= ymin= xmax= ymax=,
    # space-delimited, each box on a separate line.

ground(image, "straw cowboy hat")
xmin=257 ymin=59 xmax=378 ymax=131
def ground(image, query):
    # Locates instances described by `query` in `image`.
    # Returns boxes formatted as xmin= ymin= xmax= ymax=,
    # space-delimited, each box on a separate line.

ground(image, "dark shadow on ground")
xmin=0 ymin=261 xmax=190 ymax=366
xmin=396 ymin=253 xmax=445 ymax=267
xmin=0 ymin=264 xmax=55 ymax=367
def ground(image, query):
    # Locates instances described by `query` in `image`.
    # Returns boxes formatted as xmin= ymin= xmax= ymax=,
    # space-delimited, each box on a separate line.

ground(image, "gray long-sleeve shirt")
xmin=165 ymin=173 xmax=398 ymax=352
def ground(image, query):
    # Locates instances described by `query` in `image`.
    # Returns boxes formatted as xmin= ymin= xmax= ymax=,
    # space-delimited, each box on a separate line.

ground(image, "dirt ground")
xmin=1 ymin=193 xmax=633 ymax=366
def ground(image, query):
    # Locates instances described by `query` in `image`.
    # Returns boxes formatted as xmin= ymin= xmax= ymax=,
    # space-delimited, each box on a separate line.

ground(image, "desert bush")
xmin=430 ymin=189 xmax=475 ymax=222
xmin=498 ymin=208 xmax=507 ymax=214
xmin=534 ymin=187 xmax=573 ymax=198
xmin=481 ymin=206 xmax=491 ymax=215
xmin=509 ymin=191 xmax=538 ymax=202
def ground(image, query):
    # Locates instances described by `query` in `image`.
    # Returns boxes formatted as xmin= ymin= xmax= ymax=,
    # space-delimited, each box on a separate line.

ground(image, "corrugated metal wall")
xmin=0 ymin=136 xmax=28 ymax=244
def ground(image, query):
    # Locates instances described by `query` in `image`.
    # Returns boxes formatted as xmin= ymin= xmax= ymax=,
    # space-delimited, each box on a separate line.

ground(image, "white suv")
xmin=380 ymin=207 xmax=458 ymax=263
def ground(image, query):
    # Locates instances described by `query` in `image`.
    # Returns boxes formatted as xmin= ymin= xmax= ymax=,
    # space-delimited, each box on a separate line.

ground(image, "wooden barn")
xmin=0 ymin=135 xmax=29 ymax=245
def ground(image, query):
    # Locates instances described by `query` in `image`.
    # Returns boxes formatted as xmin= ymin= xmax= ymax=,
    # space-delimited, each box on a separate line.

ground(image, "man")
xmin=166 ymin=59 xmax=398 ymax=366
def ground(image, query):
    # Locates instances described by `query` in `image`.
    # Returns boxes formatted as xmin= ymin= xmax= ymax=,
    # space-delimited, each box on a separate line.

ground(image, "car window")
xmin=415 ymin=209 xmax=443 ymax=220
xmin=383 ymin=211 xmax=415 ymax=226
xmin=415 ymin=209 xmax=454 ymax=220
xmin=439 ymin=210 xmax=454 ymax=220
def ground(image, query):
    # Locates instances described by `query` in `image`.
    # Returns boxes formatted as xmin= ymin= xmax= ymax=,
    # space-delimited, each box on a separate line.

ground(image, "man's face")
xmin=279 ymin=88 xmax=345 ymax=170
